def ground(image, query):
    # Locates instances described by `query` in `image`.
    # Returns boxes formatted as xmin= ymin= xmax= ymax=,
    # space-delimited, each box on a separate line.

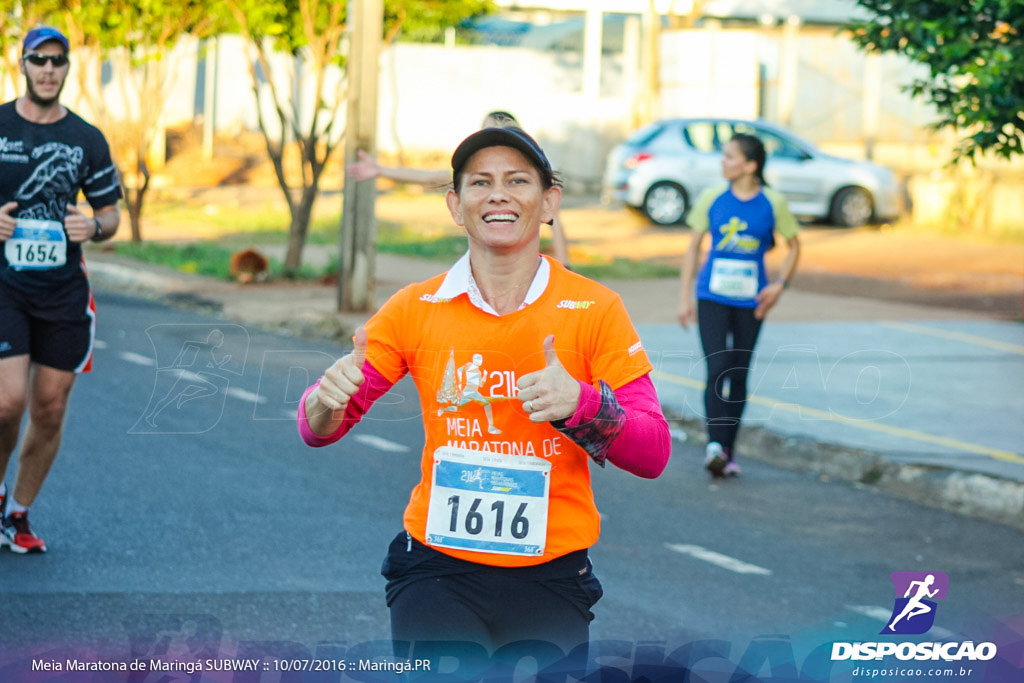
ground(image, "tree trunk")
xmin=283 ymin=186 xmax=317 ymax=275
xmin=123 ymin=162 xmax=151 ymax=243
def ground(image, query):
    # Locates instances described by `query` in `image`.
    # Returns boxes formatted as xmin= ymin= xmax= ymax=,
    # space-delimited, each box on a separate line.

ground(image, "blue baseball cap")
xmin=23 ymin=26 xmax=70 ymax=53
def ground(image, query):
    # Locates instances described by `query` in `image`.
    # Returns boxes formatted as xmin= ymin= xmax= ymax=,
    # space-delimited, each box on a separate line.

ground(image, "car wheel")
xmin=642 ymin=182 xmax=688 ymax=225
xmin=830 ymin=187 xmax=873 ymax=227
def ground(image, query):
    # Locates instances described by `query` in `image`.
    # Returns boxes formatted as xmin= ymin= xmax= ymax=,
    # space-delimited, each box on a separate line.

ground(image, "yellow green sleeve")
xmin=763 ymin=187 xmax=800 ymax=239
xmin=686 ymin=185 xmax=725 ymax=233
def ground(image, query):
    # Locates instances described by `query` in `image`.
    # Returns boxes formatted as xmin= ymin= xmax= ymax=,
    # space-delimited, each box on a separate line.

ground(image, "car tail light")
xmin=624 ymin=152 xmax=653 ymax=168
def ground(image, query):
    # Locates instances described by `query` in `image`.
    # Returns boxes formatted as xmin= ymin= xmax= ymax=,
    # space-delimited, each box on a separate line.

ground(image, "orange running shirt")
xmin=364 ymin=256 xmax=652 ymax=567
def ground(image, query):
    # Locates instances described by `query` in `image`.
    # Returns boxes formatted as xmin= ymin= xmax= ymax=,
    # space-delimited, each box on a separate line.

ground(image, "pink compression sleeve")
xmin=297 ymin=362 xmax=394 ymax=447
xmin=561 ymin=374 xmax=671 ymax=479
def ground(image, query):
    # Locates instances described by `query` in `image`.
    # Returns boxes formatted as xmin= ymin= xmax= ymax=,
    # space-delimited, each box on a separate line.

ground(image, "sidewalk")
xmin=84 ymin=247 xmax=1024 ymax=531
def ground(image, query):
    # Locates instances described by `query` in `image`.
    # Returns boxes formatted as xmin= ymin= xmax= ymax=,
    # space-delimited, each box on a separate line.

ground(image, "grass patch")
xmin=112 ymin=241 xmax=328 ymax=281
xmin=112 ymin=242 xmax=236 ymax=279
xmin=376 ymin=221 xmax=470 ymax=260
xmin=573 ymin=257 xmax=678 ymax=279
xmin=120 ymin=198 xmax=680 ymax=281
xmin=113 ymin=232 xmax=678 ymax=283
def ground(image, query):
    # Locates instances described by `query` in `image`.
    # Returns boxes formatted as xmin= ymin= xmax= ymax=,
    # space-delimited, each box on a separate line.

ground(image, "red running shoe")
xmin=2 ymin=511 xmax=47 ymax=554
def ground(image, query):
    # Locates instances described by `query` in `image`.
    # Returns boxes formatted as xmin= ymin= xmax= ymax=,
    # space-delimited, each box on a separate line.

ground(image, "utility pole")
xmin=338 ymin=0 xmax=382 ymax=312
xmin=639 ymin=0 xmax=662 ymax=127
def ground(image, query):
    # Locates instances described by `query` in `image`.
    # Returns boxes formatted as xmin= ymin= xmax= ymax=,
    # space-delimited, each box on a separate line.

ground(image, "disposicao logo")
xmin=882 ymin=571 xmax=948 ymax=635
xmin=831 ymin=570 xmax=998 ymax=663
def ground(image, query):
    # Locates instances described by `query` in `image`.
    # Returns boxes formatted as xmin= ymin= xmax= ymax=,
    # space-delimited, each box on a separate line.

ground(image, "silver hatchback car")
xmin=603 ymin=118 xmax=906 ymax=227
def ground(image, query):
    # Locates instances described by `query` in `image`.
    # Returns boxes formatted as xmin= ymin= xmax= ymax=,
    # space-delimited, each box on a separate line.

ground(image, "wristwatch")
xmin=92 ymin=218 xmax=103 ymax=241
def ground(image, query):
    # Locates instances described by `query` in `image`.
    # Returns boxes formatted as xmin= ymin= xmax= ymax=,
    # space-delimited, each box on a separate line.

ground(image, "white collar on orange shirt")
xmin=433 ymin=252 xmax=550 ymax=316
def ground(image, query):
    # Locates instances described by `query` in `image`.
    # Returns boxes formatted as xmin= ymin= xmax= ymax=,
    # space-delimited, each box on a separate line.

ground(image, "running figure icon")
xmin=888 ymin=573 xmax=939 ymax=632
xmin=143 ymin=330 xmax=232 ymax=427
xmin=437 ymin=352 xmax=501 ymax=434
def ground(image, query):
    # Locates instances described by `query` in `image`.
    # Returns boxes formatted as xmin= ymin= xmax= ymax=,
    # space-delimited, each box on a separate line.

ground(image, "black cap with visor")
xmin=451 ymin=126 xmax=555 ymax=186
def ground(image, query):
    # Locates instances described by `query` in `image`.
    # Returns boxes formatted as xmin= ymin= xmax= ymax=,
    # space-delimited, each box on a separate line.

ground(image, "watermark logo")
xmin=882 ymin=571 xmax=948 ymax=635
xmin=130 ymin=324 xmax=251 ymax=434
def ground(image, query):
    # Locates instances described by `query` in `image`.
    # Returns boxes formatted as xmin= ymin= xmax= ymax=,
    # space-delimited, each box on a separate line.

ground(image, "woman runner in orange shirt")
xmin=300 ymin=126 xmax=670 ymax=667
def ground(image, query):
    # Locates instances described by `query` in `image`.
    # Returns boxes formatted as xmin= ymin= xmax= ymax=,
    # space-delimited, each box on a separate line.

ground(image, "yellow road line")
xmin=881 ymin=321 xmax=1024 ymax=355
xmin=651 ymin=370 xmax=1024 ymax=465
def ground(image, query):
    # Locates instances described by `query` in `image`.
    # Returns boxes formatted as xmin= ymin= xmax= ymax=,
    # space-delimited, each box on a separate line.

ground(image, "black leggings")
xmin=697 ymin=299 xmax=763 ymax=452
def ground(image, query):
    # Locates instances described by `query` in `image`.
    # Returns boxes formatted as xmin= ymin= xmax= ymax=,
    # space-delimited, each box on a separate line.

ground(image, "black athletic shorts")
xmin=381 ymin=530 xmax=603 ymax=659
xmin=0 ymin=270 xmax=95 ymax=373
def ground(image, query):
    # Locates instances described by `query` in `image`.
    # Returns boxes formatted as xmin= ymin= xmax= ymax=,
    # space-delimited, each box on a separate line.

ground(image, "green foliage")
xmin=850 ymin=0 xmax=1024 ymax=161
xmin=222 ymin=0 xmax=345 ymax=61
xmin=384 ymin=0 xmax=495 ymax=43
xmin=91 ymin=0 xmax=220 ymax=51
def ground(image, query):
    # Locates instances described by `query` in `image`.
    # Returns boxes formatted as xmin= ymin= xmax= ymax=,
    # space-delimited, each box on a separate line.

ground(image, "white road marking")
xmin=119 ymin=351 xmax=155 ymax=366
xmin=665 ymin=543 xmax=772 ymax=575
xmin=94 ymin=339 xmax=108 ymax=349
xmin=119 ymin=352 xmax=264 ymax=404
xmin=353 ymin=434 xmax=410 ymax=453
xmin=225 ymin=387 xmax=267 ymax=404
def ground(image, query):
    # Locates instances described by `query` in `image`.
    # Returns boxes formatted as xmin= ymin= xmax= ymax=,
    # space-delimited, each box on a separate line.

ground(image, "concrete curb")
xmin=665 ymin=409 xmax=1024 ymax=532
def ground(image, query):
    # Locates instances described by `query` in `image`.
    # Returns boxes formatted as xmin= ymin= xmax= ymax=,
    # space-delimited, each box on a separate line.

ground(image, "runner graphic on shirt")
xmin=715 ymin=216 xmax=760 ymax=253
xmin=436 ymin=350 xmax=502 ymax=434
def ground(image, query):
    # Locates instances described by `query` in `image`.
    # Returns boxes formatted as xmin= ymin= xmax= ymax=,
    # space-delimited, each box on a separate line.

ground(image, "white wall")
xmin=374 ymin=43 xmax=631 ymax=190
xmin=6 ymin=25 xmax=1005 ymax=195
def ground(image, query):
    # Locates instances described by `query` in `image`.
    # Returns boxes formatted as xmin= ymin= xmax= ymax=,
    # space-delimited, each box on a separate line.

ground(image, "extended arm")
xmin=346 ymin=150 xmax=449 ymax=188
xmin=677 ymin=230 xmax=706 ymax=329
xmin=754 ymin=234 xmax=800 ymax=320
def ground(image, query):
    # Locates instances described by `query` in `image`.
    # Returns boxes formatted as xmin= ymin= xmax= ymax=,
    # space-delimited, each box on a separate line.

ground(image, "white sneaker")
xmin=704 ymin=442 xmax=726 ymax=477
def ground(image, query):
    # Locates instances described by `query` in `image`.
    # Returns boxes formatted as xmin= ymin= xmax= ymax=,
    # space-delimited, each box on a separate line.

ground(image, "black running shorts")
xmin=0 ymin=271 xmax=95 ymax=373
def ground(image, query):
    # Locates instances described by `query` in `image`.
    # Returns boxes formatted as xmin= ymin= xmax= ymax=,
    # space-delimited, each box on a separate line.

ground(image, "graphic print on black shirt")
xmin=0 ymin=100 xmax=122 ymax=293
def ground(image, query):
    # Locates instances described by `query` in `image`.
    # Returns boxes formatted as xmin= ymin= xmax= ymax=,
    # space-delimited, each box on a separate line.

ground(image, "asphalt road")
xmin=2 ymin=292 xmax=1022 ymax=681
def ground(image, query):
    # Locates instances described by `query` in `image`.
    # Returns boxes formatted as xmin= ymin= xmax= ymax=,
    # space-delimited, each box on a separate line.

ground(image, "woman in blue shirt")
xmin=677 ymin=134 xmax=801 ymax=477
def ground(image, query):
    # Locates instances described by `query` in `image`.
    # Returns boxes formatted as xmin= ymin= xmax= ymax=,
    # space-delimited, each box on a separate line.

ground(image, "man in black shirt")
xmin=0 ymin=26 xmax=122 ymax=553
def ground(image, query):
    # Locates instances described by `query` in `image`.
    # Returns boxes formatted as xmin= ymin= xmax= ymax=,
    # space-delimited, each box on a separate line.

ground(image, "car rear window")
xmin=624 ymin=122 xmax=665 ymax=146
xmin=682 ymin=122 xmax=717 ymax=152
xmin=681 ymin=122 xmax=735 ymax=153
xmin=732 ymin=122 xmax=807 ymax=159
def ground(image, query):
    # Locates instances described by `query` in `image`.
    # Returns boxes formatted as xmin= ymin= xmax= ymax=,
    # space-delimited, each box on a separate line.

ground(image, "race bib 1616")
xmin=425 ymin=447 xmax=551 ymax=556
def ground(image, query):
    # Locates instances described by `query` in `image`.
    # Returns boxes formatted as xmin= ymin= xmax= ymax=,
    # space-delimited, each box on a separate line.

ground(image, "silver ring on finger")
xmin=525 ymin=400 xmax=533 ymax=413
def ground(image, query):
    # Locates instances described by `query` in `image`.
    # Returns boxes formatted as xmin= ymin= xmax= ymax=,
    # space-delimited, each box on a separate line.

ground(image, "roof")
xmin=490 ymin=0 xmax=871 ymax=26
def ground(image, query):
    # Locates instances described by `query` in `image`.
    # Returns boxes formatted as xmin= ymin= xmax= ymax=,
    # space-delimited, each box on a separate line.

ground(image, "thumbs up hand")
xmin=64 ymin=204 xmax=93 ymax=243
xmin=516 ymin=335 xmax=581 ymax=423
xmin=0 ymin=201 xmax=18 ymax=240
xmin=313 ymin=326 xmax=368 ymax=412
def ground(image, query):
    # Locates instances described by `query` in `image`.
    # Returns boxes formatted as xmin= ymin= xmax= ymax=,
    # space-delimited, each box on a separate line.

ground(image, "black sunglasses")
xmin=23 ymin=53 xmax=69 ymax=68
